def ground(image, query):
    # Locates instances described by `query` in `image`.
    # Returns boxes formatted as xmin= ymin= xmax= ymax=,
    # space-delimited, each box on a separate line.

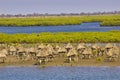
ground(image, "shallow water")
xmin=0 ymin=22 xmax=120 ymax=34
xmin=0 ymin=66 xmax=120 ymax=80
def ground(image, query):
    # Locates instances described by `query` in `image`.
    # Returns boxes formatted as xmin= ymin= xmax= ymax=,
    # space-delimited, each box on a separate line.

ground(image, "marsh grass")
xmin=0 ymin=31 xmax=120 ymax=43
xmin=0 ymin=14 xmax=120 ymax=26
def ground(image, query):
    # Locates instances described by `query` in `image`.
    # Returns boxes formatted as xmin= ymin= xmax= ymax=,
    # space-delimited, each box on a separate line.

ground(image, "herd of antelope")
xmin=0 ymin=43 xmax=120 ymax=64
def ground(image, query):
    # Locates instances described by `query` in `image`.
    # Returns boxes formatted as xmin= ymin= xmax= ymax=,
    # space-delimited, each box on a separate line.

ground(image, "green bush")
xmin=96 ymin=57 xmax=103 ymax=62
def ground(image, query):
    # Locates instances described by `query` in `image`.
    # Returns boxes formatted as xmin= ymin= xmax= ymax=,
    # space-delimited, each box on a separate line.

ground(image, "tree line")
xmin=0 ymin=11 xmax=120 ymax=17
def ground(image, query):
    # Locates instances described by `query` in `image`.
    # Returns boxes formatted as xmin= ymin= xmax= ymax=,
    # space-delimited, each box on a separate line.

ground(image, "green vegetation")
xmin=0 ymin=14 xmax=120 ymax=26
xmin=101 ymin=21 xmax=120 ymax=26
xmin=96 ymin=57 xmax=103 ymax=62
xmin=0 ymin=17 xmax=82 ymax=26
xmin=0 ymin=31 xmax=120 ymax=43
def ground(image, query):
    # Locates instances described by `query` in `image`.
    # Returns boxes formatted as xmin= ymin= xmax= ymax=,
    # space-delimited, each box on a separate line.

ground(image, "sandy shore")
xmin=0 ymin=55 xmax=120 ymax=67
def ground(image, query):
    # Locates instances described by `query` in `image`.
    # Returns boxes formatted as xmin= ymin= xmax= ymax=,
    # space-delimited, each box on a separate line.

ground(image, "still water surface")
xmin=0 ymin=22 xmax=120 ymax=34
xmin=0 ymin=66 xmax=120 ymax=80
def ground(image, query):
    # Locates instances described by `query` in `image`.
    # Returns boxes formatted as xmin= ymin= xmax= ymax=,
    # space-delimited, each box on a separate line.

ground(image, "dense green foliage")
xmin=0 ymin=14 xmax=120 ymax=26
xmin=0 ymin=31 xmax=120 ymax=43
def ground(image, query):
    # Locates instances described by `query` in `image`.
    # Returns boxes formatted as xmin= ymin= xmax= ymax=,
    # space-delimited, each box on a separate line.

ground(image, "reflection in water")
xmin=0 ymin=22 xmax=120 ymax=34
xmin=0 ymin=66 xmax=120 ymax=80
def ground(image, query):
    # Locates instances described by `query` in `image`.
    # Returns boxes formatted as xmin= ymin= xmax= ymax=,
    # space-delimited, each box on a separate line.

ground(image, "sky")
xmin=0 ymin=0 xmax=120 ymax=14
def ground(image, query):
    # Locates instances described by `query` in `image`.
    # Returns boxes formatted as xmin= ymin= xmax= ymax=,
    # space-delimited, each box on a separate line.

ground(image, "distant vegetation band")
xmin=0 ymin=14 xmax=120 ymax=26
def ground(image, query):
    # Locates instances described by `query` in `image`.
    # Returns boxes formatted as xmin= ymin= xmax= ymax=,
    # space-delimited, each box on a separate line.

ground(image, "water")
xmin=0 ymin=66 xmax=120 ymax=80
xmin=0 ymin=22 xmax=120 ymax=34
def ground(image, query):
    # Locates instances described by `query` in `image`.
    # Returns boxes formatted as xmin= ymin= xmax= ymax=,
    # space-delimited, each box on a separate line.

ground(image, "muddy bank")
xmin=0 ymin=55 xmax=120 ymax=67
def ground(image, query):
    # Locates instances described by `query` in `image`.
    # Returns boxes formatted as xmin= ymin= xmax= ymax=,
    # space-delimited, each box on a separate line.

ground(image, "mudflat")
xmin=0 ymin=55 xmax=120 ymax=67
